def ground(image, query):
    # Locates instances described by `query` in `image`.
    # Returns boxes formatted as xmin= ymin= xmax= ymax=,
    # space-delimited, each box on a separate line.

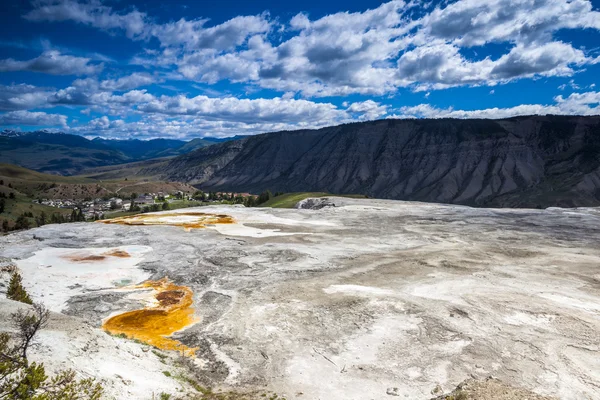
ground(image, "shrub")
xmin=7 ymin=272 xmax=33 ymax=305
xmin=0 ymin=303 xmax=104 ymax=399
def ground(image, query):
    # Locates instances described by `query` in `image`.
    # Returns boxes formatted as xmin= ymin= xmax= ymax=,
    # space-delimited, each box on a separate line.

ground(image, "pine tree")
xmin=0 ymin=304 xmax=104 ymax=399
xmin=14 ymin=215 xmax=30 ymax=230
xmin=257 ymin=190 xmax=273 ymax=205
xmin=7 ymin=272 xmax=33 ymax=305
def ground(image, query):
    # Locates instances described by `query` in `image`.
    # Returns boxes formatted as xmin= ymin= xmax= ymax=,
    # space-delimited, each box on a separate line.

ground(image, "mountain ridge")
xmin=0 ymin=130 xmax=238 ymax=175
xmin=140 ymin=115 xmax=600 ymax=208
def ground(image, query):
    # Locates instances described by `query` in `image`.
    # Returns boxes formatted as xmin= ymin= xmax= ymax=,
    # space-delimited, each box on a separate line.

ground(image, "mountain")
xmin=0 ymin=131 xmax=239 ymax=175
xmin=92 ymin=138 xmax=187 ymax=159
xmin=141 ymin=115 xmax=600 ymax=208
xmin=0 ymin=134 xmax=129 ymax=175
xmin=173 ymin=137 xmax=230 ymax=154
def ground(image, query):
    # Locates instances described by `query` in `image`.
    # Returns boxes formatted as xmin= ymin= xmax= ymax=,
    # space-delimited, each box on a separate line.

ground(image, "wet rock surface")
xmin=1 ymin=199 xmax=600 ymax=399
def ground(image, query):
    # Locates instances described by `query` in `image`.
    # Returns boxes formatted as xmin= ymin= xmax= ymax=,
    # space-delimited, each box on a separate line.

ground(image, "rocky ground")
xmin=1 ymin=198 xmax=600 ymax=399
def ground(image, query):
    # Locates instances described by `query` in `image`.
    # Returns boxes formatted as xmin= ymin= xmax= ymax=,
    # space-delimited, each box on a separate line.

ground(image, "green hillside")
xmin=260 ymin=192 xmax=366 ymax=208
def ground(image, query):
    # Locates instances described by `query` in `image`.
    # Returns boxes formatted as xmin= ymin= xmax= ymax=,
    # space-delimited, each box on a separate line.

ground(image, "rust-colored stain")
xmin=102 ymin=278 xmax=199 ymax=356
xmin=104 ymin=249 xmax=131 ymax=258
xmin=68 ymin=254 xmax=106 ymax=262
xmin=65 ymin=249 xmax=131 ymax=262
xmin=99 ymin=212 xmax=235 ymax=230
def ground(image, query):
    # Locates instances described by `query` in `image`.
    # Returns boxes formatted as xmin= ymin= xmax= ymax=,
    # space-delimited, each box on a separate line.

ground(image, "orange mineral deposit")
xmin=103 ymin=278 xmax=199 ymax=356
xmin=99 ymin=212 xmax=235 ymax=231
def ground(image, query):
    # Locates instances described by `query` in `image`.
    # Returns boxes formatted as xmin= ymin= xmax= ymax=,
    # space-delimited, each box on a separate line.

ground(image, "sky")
xmin=0 ymin=0 xmax=599 ymax=140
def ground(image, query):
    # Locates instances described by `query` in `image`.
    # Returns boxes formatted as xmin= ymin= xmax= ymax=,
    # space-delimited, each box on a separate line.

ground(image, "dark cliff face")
xmin=146 ymin=115 xmax=600 ymax=207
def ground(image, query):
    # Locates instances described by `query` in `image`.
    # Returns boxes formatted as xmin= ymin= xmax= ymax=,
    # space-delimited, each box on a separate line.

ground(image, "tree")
xmin=1 ymin=220 xmax=8 ymax=232
xmin=8 ymin=193 xmax=15 ymax=200
xmin=0 ymin=303 xmax=103 ymax=399
xmin=0 ymin=198 xmax=4 ymax=214
xmin=256 ymin=190 xmax=273 ymax=205
xmin=162 ymin=202 xmax=169 ymax=210
xmin=243 ymin=196 xmax=257 ymax=207
xmin=7 ymin=272 xmax=33 ymax=305
xmin=11 ymin=303 xmax=50 ymax=362
xmin=14 ymin=215 xmax=30 ymax=231
xmin=35 ymin=212 xmax=47 ymax=227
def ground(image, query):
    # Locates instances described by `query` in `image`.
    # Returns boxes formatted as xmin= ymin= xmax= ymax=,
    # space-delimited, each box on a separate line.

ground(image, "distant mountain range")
xmin=4 ymin=116 xmax=600 ymax=208
xmin=138 ymin=115 xmax=600 ymax=208
xmin=0 ymin=130 xmax=233 ymax=175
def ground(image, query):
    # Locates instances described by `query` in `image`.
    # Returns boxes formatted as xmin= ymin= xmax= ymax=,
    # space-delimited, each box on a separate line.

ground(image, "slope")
xmin=145 ymin=115 xmax=600 ymax=208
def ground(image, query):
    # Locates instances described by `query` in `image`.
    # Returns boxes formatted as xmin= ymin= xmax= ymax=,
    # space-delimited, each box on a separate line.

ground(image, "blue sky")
xmin=1 ymin=0 xmax=599 ymax=139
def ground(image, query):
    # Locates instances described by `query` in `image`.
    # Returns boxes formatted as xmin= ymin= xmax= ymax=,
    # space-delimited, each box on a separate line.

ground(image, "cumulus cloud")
xmin=255 ymin=1 xmax=414 ymax=96
xmin=86 ymin=115 xmax=125 ymax=129
xmin=0 ymin=110 xmax=67 ymax=126
xmin=396 ymin=40 xmax=590 ymax=91
xmin=98 ymin=73 xmax=156 ymax=91
xmin=136 ymin=94 xmax=346 ymax=125
xmin=0 ymin=50 xmax=102 ymax=75
xmin=490 ymin=42 xmax=588 ymax=79
xmin=346 ymin=100 xmax=389 ymax=120
xmin=8 ymin=0 xmax=600 ymax=138
xmin=23 ymin=0 xmax=600 ymax=96
xmin=24 ymin=0 xmax=147 ymax=38
xmin=391 ymin=91 xmax=600 ymax=119
xmin=0 ymin=84 xmax=54 ymax=111
xmin=419 ymin=0 xmax=600 ymax=46
xmin=71 ymin=110 xmax=345 ymax=140
xmin=25 ymin=0 xmax=272 ymax=51
xmin=151 ymin=14 xmax=272 ymax=50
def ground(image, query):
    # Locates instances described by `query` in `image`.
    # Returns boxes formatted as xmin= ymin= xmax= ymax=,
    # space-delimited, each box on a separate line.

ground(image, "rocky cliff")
xmin=144 ymin=115 xmax=600 ymax=207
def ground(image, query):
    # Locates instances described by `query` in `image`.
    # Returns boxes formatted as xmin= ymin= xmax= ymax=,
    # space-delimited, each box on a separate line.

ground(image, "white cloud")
xmin=99 ymin=73 xmax=156 ymax=91
xmin=151 ymin=14 xmax=272 ymax=50
xmin=87 ymin=115 xmax=125 ymax=129
xmin=0 ymin=50 xmax=103 ymax=75
xmin=24 ymin=0 xmax=147 ymax=39
xmin=419 ymin=0 xmax=600 ymax=46
xmin=7 ymin=0 xmax=600 ymax=140
xmin=391 ymin=91 xmax=600 ymax=119
xmin=0 ymin=110 xmax=67 ymax=126
xmin=23 ymin=0 xmax=600 ymax=96
xmin=396 ymin=41 xmax=590 ymax=91
xmin=0 ymin=84 xmax=53 ymax=111
xmin=25 ymin=0 xmax=272 ymax=51
xmin=346 ymin=100 xmax=389 ymax=120
xmin=136 ymin=94 xmax=346 ymax=125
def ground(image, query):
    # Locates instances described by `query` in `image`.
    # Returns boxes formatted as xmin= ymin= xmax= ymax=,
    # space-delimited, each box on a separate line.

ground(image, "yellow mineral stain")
xmin=99 ymin=212 xmax=235 ymax=230
xmin=103 ymin=249 xmax=131 ymax=258
xmin=102 ymin=278 xmax=199 ymax=356
xmin=64 ymin=249 xmax=131 ymax=262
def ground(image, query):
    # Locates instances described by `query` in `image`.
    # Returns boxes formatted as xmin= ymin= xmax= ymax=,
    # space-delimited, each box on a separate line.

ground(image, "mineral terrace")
xmin=1 ymin=197 xmax=600 ymax=399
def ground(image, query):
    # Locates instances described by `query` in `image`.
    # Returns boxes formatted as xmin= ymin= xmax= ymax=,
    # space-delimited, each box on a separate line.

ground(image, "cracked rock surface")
xmin=1 ymin=198 xmax=600 ymax=399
